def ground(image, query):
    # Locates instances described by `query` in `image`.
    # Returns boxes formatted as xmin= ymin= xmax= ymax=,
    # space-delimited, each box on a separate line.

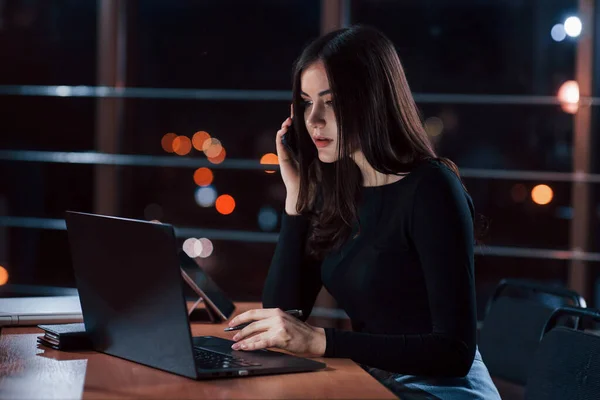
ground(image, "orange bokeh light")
xmin=173 ymin=136 xmax=192 ymax=156
xmin=193 ymin=167 xmax=214 ymax=187
xmin=216 ymin=194 xmax=236 ymax=215
xmin=208 ymin=148 xmax=226 ymax=164
xmin=260 ymin=153 xmax=279 ymax=174
xmin=531 ymin=184 xmax=554 ymax=205
xmin=0 ymin=265 xmax=8 ymax=286
xmin=192 ymin=131 xmax=211 ymax=151
xmin=161 ymin=133 xmax=178 ymax=153
xmin=202 ymin=138 xmax=223 ymax=158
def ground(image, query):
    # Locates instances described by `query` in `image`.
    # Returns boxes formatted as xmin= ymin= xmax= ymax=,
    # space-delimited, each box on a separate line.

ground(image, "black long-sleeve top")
xmin=262 ymin=159 xmax=477 ymax=377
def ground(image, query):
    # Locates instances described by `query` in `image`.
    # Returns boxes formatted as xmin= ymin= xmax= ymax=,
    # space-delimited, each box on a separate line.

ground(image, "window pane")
xmin=421 ymin=103 xmax=574 ymax=172
xmin=466 ymin=179 xmax=571 ymax=250
xmin=351 ymin=0 xmax=577 ymax=95
xmin=130 ymin=0 xmax=320 ymax=89
xmin=0 ymin=97 xmax=96 ymax=151
xmin=0 ymin=0 xmax=97 ymax=85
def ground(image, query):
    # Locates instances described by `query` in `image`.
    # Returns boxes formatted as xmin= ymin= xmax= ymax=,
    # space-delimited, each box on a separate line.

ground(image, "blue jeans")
xmin=360 ymin=348 xmax=501 ymax=400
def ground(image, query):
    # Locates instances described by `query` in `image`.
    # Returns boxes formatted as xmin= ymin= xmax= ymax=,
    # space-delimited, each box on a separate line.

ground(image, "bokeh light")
xmin=531 ymin=184 xmax=554 ymax=205
xmin=424 ymin=117 xmax=444 ymax=137
xmin=198 ymin=238 xmax=214 ymax=258
xmin=183 ymin=238 xmax=203 ymax=258
xmin=208 ymin=148 xmax=227 ymax=164
xmin=161 ymin=133 xmax=178 ymax=153
xmin=0 ymin=265 xmax=8 ymax=286
xmin=216 ymin=194 xmax=236 ymax=215
xmin=193 ymin=167 xmax=214 ymax=187
xmin=173 ymin=136 xmax=192 ymax=156
xmin=557 ymin=80 xmax=579 ymax=114
xmin=551 ymin=24 xmax=566 ymax=42
xmin=510 ymin=184 xmax=528 ymax=203
xmin=192 ymin=131 xmax=211 ymax=151
xmin=195 ymin=186 xmax=218 ymax=207
xmin=258 ymin=206 xmax=279 ymax=231
xmin=260 ymin=153 xmax=279 ymax=174
xmin=202 ymin=138 xmax=223 ymax=158
xmin=564 ymin=16 xmax=582 ymax=37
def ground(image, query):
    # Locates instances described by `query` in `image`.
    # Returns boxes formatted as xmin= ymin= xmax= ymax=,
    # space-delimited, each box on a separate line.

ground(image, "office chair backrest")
xmin=525 ymin=306 xmax=600 ymax=400
xmin=479 ymin=279 xmax=586 ymax=385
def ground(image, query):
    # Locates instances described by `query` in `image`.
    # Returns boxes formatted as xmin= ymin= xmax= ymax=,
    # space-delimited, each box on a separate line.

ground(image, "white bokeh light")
xmin=198 ymin=238 xmax=214 ymax=258
xmin=183 ymin=238 xmax=203 ymax=258
xmin=194 ymin=186 xmax=217 ymax=207
xmin=558 ymin=80 xmax=579 ymax=103
xmin=564 ymin=16 xmax=582 ymax=37
xmin=550 ymin=24 xmax=566 ymax=42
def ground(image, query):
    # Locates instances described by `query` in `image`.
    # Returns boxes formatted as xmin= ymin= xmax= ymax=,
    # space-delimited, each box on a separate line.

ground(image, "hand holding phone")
xmin=276 ymin=104 xmax=301 ymax=206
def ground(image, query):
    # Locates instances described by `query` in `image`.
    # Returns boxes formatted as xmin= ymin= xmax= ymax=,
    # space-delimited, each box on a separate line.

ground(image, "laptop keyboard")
xmin=193 ymin=346 xmax=262 ymax=370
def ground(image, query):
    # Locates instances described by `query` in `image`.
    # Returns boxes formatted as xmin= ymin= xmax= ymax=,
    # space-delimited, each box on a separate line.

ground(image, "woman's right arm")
xmin=261 ymin=212 xmax=322 ymax=321
xmin=262 ymin=106 xmax=322 ymax=320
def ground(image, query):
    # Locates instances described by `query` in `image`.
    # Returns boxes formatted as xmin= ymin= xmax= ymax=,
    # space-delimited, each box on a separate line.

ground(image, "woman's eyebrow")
xmin=301 ymin=89 xmax=332 ymax=97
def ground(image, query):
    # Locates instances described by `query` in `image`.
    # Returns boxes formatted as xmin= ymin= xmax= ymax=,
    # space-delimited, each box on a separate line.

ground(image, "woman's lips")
xmin=313 ymin=138 xmax=333 ymax=148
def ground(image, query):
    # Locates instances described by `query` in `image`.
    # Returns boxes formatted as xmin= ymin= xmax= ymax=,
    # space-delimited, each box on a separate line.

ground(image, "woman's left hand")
xmin=228 ymin=308 xmax=326 ymax=356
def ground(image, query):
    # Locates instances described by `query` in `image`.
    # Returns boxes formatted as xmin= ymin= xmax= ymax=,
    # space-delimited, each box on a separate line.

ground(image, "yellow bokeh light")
xmin=193 ymin=167 xmax=214 ymax=187
xmin=202 ymin=138 xmax=223 ymax=158
xmin=192 ymin=131 xmax=211 ymax=151
xmin=531 ymin=184 xmax=554 ymax=205
xmin=424 ymin=116 xmax=444 ymax=137
xmin=173 ymin=136 xmax=192 ymax=156
xmin=0 ymin=265 xmax=8 ymax=286
xmin=260 ymin=153 xmax=279 ymax=174
xmin=216 ymin=194 xmax=236 ymax=215
xmin=208 ymin=148 xmax=226 ymax=165
xmin=161 ymin=133 xmax=178 ymax=153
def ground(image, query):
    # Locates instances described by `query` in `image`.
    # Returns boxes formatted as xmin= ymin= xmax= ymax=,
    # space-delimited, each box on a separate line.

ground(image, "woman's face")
xmin=300 ymin=61 xmax=339 ymax=163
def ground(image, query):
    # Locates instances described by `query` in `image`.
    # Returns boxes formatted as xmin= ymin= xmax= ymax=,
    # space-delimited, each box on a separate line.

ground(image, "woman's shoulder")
xmin=411 ymin=158 xmax=471 ymax=202
xmin=410 ymin=158 xmax=461 ymax=185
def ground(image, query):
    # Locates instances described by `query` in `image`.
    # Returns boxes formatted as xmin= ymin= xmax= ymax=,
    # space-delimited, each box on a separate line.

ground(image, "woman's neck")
xmin=352 ymin=151 xmax=404 ymax=187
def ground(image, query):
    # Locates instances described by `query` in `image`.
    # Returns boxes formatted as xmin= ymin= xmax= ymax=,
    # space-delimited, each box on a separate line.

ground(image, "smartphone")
xmin=281 ymin=118 xmax=300 ymax=161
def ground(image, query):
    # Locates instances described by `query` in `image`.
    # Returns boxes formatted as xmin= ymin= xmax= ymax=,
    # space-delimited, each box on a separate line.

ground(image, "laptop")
xmin=64 ymin=211 xmax=326 ymax=380
xmin=0 ymin=296 xmax=83 ymax=327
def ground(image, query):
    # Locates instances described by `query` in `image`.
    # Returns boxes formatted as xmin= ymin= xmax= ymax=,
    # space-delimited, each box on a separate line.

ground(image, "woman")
xmin=227 ymin=25 xmax=500 ymax=399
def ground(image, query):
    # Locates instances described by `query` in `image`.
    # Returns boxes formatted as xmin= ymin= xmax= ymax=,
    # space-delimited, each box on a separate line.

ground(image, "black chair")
xmin=526 ymin=306 xmax=600 ymax=400
xmin=479 ymin=279 xmax=586 ymax=387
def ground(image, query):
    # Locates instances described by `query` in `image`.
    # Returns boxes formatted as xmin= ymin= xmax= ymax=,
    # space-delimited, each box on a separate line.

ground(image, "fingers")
xmin=232 ymin=317 xmax=273 ymax=342
xmin=275 ymin=127 xmax=292 ymax=162
xmin=233 ymin=332 xmax=280 ymax=351
xmin=281 ymin=117 xmax=292 ymax=129
xmin=290 ymin=103 xmax=294 ymax=119
xmin=228 ymin=308 xmax=284 ymax=328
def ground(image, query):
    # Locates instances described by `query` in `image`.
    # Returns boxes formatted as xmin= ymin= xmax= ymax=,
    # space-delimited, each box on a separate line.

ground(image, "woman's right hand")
xmin=276 ymin=104 xmax=300 ymax=215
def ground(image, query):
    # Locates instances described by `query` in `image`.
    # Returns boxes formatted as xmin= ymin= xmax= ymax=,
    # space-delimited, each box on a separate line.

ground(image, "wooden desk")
xmin=0 ymin=302 xmax=395 ymax=399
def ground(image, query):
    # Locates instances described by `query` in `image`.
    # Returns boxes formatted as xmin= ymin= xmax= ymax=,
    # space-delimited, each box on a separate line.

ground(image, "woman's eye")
xmin=301 ymin=100 xmax=312 ymax=108
xmin=325 ymin=100 xmax=333 ymax=106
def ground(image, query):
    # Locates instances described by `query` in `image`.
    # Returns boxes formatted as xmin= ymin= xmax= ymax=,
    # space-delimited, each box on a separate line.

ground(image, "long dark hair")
xmin=289 ymin=25 xmax=469 ymax=260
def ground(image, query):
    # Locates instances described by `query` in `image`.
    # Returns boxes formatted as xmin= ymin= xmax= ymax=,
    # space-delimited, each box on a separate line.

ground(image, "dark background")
xmin=0 ymin=0 xmax=599 ymax=317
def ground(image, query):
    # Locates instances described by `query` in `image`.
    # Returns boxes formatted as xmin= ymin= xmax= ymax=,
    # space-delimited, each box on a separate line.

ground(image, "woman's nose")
xmin=307 ymin=109 xmax=326 ymax=129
